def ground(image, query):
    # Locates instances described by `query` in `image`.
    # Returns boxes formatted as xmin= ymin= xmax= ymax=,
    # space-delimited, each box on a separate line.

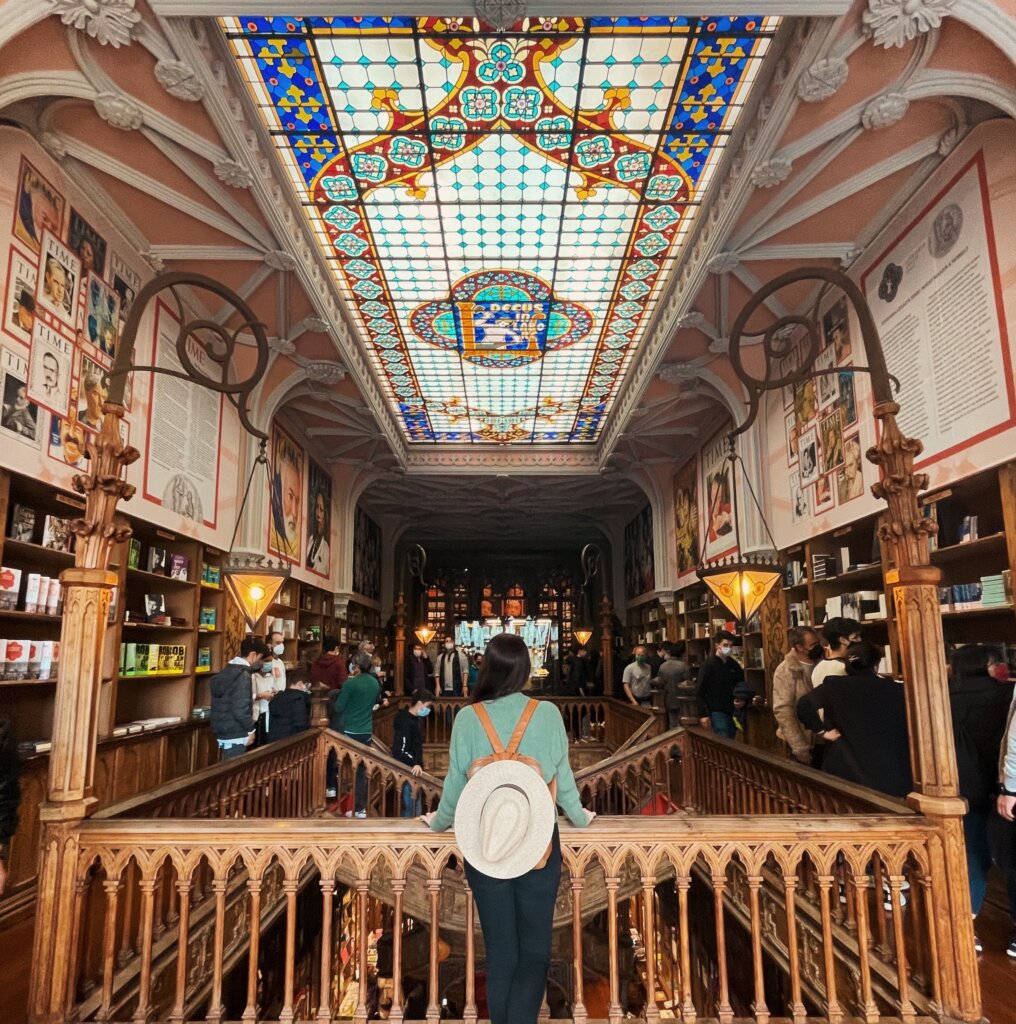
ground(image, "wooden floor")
xmin=977 ymin=897 xmax=1015 ymax=1024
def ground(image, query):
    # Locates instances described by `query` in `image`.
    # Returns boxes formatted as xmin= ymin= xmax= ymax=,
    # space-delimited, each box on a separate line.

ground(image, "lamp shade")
xmin=698 ymin=556 xmax=782 ymax=631
xmin=222 ymin=556 xmax=291 ymax=632
xmin=414 ymin=625 xmax=436 ymax=647
xmin=574 ymin=628 xmax=593 ymax=646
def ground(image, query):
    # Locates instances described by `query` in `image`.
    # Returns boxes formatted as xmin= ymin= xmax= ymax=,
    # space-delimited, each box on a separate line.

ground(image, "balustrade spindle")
xmin=243 ymin=879 xmax=263 ymax=1024
xmin=781 ymin=874 xmax=806 ymax=1024
xmin=168 ymin=878 xmax=191 ymax=1024
xmin=570 ymin=874 xmax=587 ymax=1024
xmin=426 ymin=877 xmax=442 ymax=1024
xmin=918 ymin=874 xmax=943 ymax=1014
xmin=747 ymin=873 xmax=769 ymax=1024
xmin=133 ymin=877 xmax=157 ymax=1024
xmin=118 ymin=861 xmax=137 ymax=967
xmin=817 ymin=873 xmax=843 ymax=1024
xmin=389 ymin=877 xmax=406 ymax=1024
xmin=64 ymin=877 xmax=88 ymax=1015
xmin=851 ymin=876 xmax=880 ymax=1024
xmin=675 ymin=875 xmax=695 ymax=1023
xmin=711 ymin=873 xmax=734 ymax=1024
xmin=538 ymin=992 xmax=550 ymax=1022
xmin=282 ymin=877 xmax=302 ymax=1024
xmin=641 ymin=876 xmax=661 ymax=1024
xmin=605 ymin=876 xmax=622 ymax=1024
xmin=206 ymin=877 xmax=228 ymax=1024
xmin=888 ymin=874 xmax=916 ymax=1024
xmin=316 ymin=878 xmax=334 ymax=1024
xmin=98 ymin=879 xmax=121 ymax=1021
xmin=463 ymin=885 xmax=477 ymax=1024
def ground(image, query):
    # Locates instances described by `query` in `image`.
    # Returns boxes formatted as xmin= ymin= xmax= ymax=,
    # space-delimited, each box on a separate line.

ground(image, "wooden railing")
xmin=679 ymin=726 xmax=914 ymax=816
xmin=574 ymin=729 xmax=683 ymax=816
xmin=58 ymin=815 xmax=947 ymax=1024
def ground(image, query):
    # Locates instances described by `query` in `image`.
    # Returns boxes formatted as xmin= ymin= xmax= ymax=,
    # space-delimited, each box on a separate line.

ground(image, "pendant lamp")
xmin=697 ymin=439 xmax=782 ymax=634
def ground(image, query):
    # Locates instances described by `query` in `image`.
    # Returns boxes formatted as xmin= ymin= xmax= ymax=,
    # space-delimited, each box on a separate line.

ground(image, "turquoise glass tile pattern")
xmin=222 ymin=14 xmax=778 ymax=443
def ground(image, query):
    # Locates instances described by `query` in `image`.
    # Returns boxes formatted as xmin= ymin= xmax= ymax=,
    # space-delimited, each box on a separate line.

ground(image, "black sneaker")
xmin=1007 ymin=933 xmax=1016 ymax=959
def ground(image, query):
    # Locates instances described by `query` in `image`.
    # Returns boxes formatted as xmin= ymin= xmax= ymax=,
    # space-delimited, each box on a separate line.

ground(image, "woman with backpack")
xmin=422 ymin=632 xmax=595 ymax=1024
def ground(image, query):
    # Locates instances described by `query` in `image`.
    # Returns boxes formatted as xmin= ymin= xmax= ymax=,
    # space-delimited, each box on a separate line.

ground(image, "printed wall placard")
xmin=700 ymin=425 xmax=736 ymax=562
xmin=13 ymin=157 xmax=64 ymax=254
xmin=4 ymin=246 xmax=37 ymax=344
xmin=352 ymin=505 xmax=381 ymax=601
xmin=305 ymin=457 xmax=332 ymax=578
xmin=0 ymin=347 xmax=43 ymax=448
xmin=863 ymin=153 xmax=1015 ymax=467
xmin=84 ymin=272 xmax=119 ymax=358
xmin=78 ymin=354 xmax=109 ymax=433
xmin=68 ymin=208 xmax=107 ymax=279
xmin=26 ymin=319 xmax=73 ymax=417
xmin=268 ymin=421 xmax=304 ymax=563
xmin=109 ymin=252 xmax=139 ymax=325
xmin=673 ymin=455 xmax=699 ymax=579
xmin=35 ymin=231 xmax=80 ymax=332
xmin=624 ymin=503 xmax=655 ymax=601
xmin=142 ymin=301 xmax=223 ymax=528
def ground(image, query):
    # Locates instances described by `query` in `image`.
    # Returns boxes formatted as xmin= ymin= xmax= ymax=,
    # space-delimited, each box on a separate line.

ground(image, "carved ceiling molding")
xmin=406 ymin=449 xmax=601 ymax=475
xmin=862 ymin=0 xmax=955 ymax=49
xmin=160 ymin=16 xmax=410 ymax=466
xmin=48 ymin=0 xmax=141 ymax=47
xmin=797 ymin=56 xmax=849 ymax=102
xmin=154 ymin=58 xmax=205 ymax=100
xmin=597 ymin=16 xmax=833 ymax=461
xmin=214 ymin=158 xmax=253 ymax=188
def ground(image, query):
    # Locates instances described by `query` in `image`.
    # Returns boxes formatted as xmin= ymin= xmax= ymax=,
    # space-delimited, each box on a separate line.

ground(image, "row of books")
xmin=980 ymin=572 xmax=1012 ymax=607
xmin=266 ymin=617 xmax=297 ymax=638
xmin=1 ymin=639 xmax=60 ymax=680
xmin=825 ymin=591 xmax=888 ymax=622
xmin=0 ymin=568 xmax=63 ymax=613
xmin=788 ymin=601 xmax=812 ymax=627
xmin=784 ymin=560 xmax=806 ymax=587
xmin=198 ymin=606 xmax=217 ymax=630
xmin=939 ymin=579 xmax=1013 ymax=611
xmin=7 ymin=505 xmax=75 ymax=552
xmin=119 ymin=642 xmax=188 ymax=676
xmin=18 ymin=714 xmax=186 ymax=754
xmin=922 ymin=493 xmax=987 ymax=550
xmin=201 ymin=562 xmax=221 ymax=587
xmin=128 ymin=539 xmax=189 ymax=580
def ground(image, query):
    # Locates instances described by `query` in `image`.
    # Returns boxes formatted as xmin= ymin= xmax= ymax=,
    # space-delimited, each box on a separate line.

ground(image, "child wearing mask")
xmin=392 ymin=689 xmax=434 ymax=816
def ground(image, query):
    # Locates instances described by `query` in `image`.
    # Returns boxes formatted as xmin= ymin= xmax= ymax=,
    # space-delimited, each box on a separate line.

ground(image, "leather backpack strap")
xmin=472 ymin=703 xmax=505 ymax=754
xmin=505 ymin=698 xmax=539 ymax=755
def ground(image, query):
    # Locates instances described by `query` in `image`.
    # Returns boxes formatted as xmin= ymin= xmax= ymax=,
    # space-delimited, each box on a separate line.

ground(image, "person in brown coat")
xmin=772 ymin=627 xmax=821 ymax=765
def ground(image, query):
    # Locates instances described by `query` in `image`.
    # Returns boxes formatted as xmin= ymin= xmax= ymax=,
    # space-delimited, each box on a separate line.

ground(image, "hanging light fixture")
xmin=573 ymin=543 xmax=601 ymax=647
xmin=414 ymin=624 xmax=437 ymax=648
xmin=406 ymin=543 xmax=434 ymax=647
xmin=222 ymin=439 xmax=291 ymax=632
xmin=697 ymin=438 xmax=782 ymax=634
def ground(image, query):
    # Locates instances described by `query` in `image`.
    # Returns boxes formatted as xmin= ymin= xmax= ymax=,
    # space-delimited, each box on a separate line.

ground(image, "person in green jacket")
xmin=335 ymin=653 xmax=386 ymax=817
xmin=422 ymin=633 xmax=595 ymax=1024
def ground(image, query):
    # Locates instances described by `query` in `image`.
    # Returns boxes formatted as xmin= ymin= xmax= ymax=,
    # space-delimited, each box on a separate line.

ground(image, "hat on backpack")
xmin=453 ymin=758 xmax=556 ymax=879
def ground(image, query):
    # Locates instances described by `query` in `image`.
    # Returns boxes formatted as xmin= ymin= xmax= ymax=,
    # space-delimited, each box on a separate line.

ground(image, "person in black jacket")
xmin=797 ymin=640 xmax=912 ymax=799
xmin=210 ymin=637 xmax=269 ymax=761
xmin=391 ymin=689 xmax=434 ymax=817
xmin=696 ymin=631 xmax=748 ymax=738
xmin=949 ymin=644 xmax=1015 ymax=931
xmin=0 ymin=715 xmax=20 ymax=896
xmin=266 ymin=672 xmax=312 ymax=743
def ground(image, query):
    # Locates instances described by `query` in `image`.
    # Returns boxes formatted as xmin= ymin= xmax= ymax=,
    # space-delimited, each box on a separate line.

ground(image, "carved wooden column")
xmin=600 ymin=594 xmax=614 ymax=695
xmin=30 ymin=410 xmax=137 ymax=1024
xmin=868 ymin=403 xmax=979 ymax=1022
xmin=394 ymin=591 xmax=406 ymax=693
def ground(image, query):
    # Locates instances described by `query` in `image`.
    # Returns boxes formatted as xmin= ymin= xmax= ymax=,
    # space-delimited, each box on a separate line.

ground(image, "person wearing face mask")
xmin=622 ymin=645 xmax=653 ymax=707
xmin=812 ymin=617 xmax=862 ymax=686
xmin=392 ymin=689 xmax=435 ymax=816
xmin=265 ymin=672 xmax=313 ymax=743
xmin=252 ymin=629 xmax=288 ymax=745
xmin=436 ymin=636 xmax=469 ymax=698
xmin=405 ymin=641 xmax=434 ymax=694
xmin=210 ymin=637 xmax=270 ymax=761
xmin=696 ymin=631 xmax=748 ymax=739
xmin=772 ymin=627 xmax=822 ymax=765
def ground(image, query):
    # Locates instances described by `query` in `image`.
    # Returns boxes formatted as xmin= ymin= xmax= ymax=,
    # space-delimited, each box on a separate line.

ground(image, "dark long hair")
xmin=845 ymin=639 xmax=883 ymax=674
xmin=950 ymin=643 xmax=992 ymax=679
xmin=471 ymin=633 xmax=530 ymax=703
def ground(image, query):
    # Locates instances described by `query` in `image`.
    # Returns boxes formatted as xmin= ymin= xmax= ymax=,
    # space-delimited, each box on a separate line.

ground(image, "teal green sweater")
xmin=429 ymin=693 xmax=589 ymax=832
xmin=335 ymin=672 xmax=380 ymax=735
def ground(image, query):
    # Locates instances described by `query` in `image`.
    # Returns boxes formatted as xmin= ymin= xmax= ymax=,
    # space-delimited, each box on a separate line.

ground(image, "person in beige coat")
xmin=772 ymin=627 xmax=821 ymax=765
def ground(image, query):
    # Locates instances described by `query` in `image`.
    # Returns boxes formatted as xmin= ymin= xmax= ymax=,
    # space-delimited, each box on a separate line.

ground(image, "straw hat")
xmin=453 ymin=759 xmax=556 ymax=879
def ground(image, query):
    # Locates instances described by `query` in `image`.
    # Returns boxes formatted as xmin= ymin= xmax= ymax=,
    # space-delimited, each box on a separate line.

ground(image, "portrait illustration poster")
xmin=305 ymin=457 xmax=332 ymax=579
xmin=268 ymin=421 xmax=304 ymax=564
xmin=623 ymin=503 xmax=654 ymax=601
xmin=672 ymin=455 xmax=699 ymax=579
xmin=352 ymin=506 xmax=381 ymax=602
xmin=699 ymin=425 xmax=736 ymax=563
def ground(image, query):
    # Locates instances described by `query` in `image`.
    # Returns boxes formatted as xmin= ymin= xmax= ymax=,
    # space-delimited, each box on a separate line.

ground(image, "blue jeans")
xmin=401 ymin=781 xmax=421 ymax=818
xmin=465 ymin=829 xmax=562 ymax=1024
xmin=964 ymin=807 xmax=992 ymax=915
xmin=345 ymin=732 xmax=371 ymax=813
xmin=219 ymin=743 xmax=246 ymax=761
xmin=709 ymin=712 xmax=737 ymax=739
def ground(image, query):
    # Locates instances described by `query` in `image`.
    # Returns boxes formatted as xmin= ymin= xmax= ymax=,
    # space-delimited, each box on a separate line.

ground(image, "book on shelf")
xmin=127 ymin=538 xmax=142 ymax=570
xmin=123 ymin=642 xmax=137 ymax=675
xmin=0 ymin=566 xmax=21 ymax=609
xmin=197 ymin=646 xmax=211 ymax=670
xmin=198 ymin=606 xmax=216 ymax=630
xmin=951 ymin=582 xmax=984 ymax=611
xmin=922 ymin=499 xmax=941 ymax=553
xmin=169 ymin=553 xmax=189 ymax=581
xmin=17 ymin=740 xmax=52 ymax=755
xmin=144 ymin=593 xmax=166 ymax=619
xmin=41 ymin=515 xmax=73 ymax=552
xmin=37 ymin=576 xmax=50 ymax=612
xmin=980 ymin=573 xmax=1009 ymax=607
xmin=811 ymin=553 xmax=836 ymax=580
xmin=788 ymin=601 xmax=811 ymax=627
xmin=783 ymin=560 xmax=806 ymax=587
xmin=147 ymin=547 xmax=167 ymax=575
xmin=3 ymin=638 xmax=29 ymax=679
xmin=135 ymin=644 xmax=150 ymax=674
xmin=45 ymin=579 xmax=61 ymax=615
xmin=201 ymin=563 xmax=221 ymax=587
xmin=23 ymin=572 xmax=41 ymax=613
xmin=958 ymin=515 xmax=979 ymax=544
xmin=26 ymin=640 xmax=41 ymax=679
xmin=39 ymin=640 xmax=55 ymax=679
xmin=8 ymin=504 xmax=35 ymax=543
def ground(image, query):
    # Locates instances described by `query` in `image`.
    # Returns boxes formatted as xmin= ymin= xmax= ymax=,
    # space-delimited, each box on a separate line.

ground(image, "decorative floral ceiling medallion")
xmin=222 ymin=13 xmax=778 ymax=443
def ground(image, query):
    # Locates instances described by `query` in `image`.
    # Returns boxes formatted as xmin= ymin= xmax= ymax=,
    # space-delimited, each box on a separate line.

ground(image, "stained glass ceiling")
xmin=223 ymin=14 xmax=779 ymax=443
